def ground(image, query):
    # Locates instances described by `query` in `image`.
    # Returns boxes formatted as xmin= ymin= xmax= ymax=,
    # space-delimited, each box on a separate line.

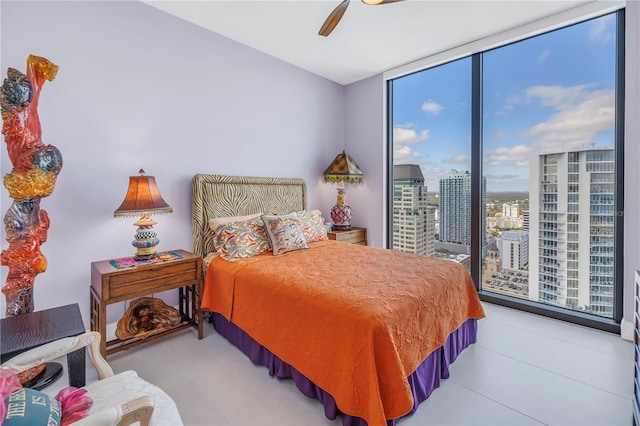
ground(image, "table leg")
xmin=67 ymin=347 xmax=86 ymax=388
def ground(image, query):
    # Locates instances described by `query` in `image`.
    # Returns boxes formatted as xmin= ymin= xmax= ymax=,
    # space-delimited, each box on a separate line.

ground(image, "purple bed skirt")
xmin=211 ymin=313 xmax=478 ymax=426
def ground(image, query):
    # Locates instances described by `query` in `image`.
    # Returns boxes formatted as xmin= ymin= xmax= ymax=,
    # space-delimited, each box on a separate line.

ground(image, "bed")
xmin=191 ymin=174 xmax=485 ymax=426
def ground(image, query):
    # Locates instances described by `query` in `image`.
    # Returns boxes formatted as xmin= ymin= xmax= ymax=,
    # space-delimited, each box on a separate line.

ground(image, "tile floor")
xmin=48 ymin=302 xmax=634 ymax=425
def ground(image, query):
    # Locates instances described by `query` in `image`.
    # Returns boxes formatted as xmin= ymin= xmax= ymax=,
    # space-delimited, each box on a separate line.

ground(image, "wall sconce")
xmin=323 ymin=150 xmax=363 ymax=230
xmin=114 ymin=169 xmax=173 ymax=260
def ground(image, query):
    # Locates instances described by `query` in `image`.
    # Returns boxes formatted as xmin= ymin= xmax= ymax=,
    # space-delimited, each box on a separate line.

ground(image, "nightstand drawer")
xmin=328 ymin=227 xmax=367 ymax=245
xmin=108 ymin=260 xmax=199 ymax=298
xmin=91 ymin=251 xmax=202 ymax=302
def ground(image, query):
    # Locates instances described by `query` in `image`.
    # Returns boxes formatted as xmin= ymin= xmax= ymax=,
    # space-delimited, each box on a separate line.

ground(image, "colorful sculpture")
xmin=115 ymin=297 xmax=181 ymax=340
xmin=1 ymin=55 xmax=61 ymax=316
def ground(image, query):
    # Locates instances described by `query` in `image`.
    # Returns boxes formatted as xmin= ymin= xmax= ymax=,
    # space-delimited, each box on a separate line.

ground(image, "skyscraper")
xmin=498 ymin=231 xmax=529 ymax=271
xmin=392 ymin=164 xmax=434 ymax=255
xmin=439 ymin=170 xmax=487 ymax=254
xmin=528 ymin=148 xmax=615 ymax=317
xmin=502 ymin=202 xmax=519 ymax=218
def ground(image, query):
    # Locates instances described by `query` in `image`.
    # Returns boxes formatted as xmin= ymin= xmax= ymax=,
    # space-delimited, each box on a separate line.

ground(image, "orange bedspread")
xmin=202 ymin=240 xmax=485 ymax=426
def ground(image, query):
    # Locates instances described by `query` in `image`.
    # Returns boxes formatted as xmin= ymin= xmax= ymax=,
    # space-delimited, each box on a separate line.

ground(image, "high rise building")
xmin=528 ymin=148 xmax=615 ymax=317
xmin=523 ymin=210 xmax=529 ymax=231
xmin=439 ymin=170 xmax=487 ymax=254
xmin=392 ymin=164 xmax=435 ymax=255
xmin=502 ymin=202 xmax=519 ymax=218
xmin=498 ymin=231 xmax=529 ymax=270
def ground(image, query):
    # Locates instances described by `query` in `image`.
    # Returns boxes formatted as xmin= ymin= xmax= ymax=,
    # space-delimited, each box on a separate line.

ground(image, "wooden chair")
xmin=2 ymin=331 xmax=182 ymax=425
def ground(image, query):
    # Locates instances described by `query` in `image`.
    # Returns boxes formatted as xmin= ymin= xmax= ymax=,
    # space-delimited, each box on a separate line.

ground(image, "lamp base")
xmin=134 ymin=252 xmax=157 ymax=261
xmin=330 ymin=202 xmax=352 ymax=231
xmin=331 ymin=223 xmax=352 ymax=231
xmin=131 ymin=216 xmax=160 ymax=261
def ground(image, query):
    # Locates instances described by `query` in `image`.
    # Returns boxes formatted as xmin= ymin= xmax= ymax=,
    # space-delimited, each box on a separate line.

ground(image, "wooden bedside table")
xmin=90 ymin=249 xmax=203 ymax=358
xmin=328 ymin=227 xmax=367 ymax=245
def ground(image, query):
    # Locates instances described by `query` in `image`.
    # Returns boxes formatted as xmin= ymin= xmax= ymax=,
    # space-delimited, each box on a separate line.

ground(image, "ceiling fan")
xmin=319 ymin=0 xmax=405 ymax=37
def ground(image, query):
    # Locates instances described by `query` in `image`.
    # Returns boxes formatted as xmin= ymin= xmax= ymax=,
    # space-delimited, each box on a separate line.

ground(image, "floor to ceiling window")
xmin=391 ymin=58 xmax=471 ymax=264
xmin=388 ymin=10 xmax=624 ymax=330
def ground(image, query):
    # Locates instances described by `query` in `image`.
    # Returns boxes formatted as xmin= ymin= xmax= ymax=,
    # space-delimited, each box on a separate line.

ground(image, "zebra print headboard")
xmin=191 ymin=174 xmax=307 ymax=257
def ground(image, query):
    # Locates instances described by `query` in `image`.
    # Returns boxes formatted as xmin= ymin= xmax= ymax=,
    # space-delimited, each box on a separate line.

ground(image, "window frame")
xmin=385 ymin=8 xmax=625 ymax=333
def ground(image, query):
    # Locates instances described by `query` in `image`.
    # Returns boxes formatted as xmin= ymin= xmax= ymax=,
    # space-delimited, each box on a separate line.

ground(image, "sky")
xmin=392 ymin=12 xmax=617 ymax=193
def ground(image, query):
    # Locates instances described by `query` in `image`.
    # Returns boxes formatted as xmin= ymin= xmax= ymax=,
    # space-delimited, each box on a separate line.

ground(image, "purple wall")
xmin=344 ymin=74 xmax=386 ymax=248
xmin=0 ymin=1 xmax=344 ymax=323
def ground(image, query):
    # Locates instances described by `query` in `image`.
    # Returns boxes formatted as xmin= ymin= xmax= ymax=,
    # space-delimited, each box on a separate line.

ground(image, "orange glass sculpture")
xmin=1 ymin=55 xmax=61 ymax=316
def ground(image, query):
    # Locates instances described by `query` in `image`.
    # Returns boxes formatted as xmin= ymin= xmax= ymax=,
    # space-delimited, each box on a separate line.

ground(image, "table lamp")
xmin=323 ymin=150 xmax=363 ymax=230
xmin=114 ymin=169 xmax=173 ymax=260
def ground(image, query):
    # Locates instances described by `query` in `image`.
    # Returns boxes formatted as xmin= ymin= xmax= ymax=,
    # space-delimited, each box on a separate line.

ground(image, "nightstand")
xmin=90 ymin=249 xmax=203 ymax=358
xmin=328 ymin=226 xmax=367 ymax=245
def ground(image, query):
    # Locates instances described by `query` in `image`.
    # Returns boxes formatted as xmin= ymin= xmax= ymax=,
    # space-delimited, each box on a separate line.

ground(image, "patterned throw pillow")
xmin=296 ymin=209 xmax=329 ymax=242
xmin=211 ymin=214 xmax=264 ymax=252
xmin=215 ymin=217 xmax=272 ymax=262
xmin=261 ymin=213 xmax=309 ymax=256
xmin=208 ymin=213 xmax=262 ymax=235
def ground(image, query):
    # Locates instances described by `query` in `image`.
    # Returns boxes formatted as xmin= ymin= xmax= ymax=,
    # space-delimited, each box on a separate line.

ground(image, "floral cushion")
xmin=261 ymin=213 xmax=309 ymax=256
xmin=214 ymin=217 xmax=272 ymax=262
xmin=208 ymin=213 xmax=262 ymax=234
xmin=296 ymin=209 xmax=329 ymax=242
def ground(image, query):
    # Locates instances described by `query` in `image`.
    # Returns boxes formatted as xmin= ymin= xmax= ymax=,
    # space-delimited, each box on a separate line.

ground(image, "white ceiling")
xmin=144 ymin=0 xmax=618 ymax=86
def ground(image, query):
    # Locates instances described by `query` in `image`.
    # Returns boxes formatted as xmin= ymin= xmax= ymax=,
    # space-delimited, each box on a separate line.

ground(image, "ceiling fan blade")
xmin=319 ymin=0 xmax=350 ymax=37
xmin=361 ymin=0 xmax=404 ymax=4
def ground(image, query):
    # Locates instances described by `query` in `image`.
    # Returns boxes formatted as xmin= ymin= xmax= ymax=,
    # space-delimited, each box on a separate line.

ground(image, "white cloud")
xmin=522 ymin=85 xmax=614 ymax=153
xmin=420 ymin=164 xmax=453 ymax=192
xmin=394 ymin=144 xmax=421 ymax=164
xmin=421 ymin=100 xmax=444 ymax=115
xmin=393 ymin=126 xmax=430 ymax=145
xmin=393 ymin=158 xmax=456 ymax=192
xmin=506 ymin=93 xmax=527 ymax=106
xmin=443 ymin=154 xmax=471 ymax=165
xmin=525 ymin=84 xmax=593 ymax=110
xmin=589 ymin=14 xmax=615 ymax=43
xmin=537 ymin=50 xmax=550 ymax=63
xmin=495 ymin=104 xmax=514 ymax=117
xmin=393 ymin=123 xmax=431 ymax=165
xmin=492 ymin=131 xmax=506 ymax=141
xmin=485 ymin=144 xmax=535 ymax=167
xmin=485 ymin=83 xmax=614 ymax=168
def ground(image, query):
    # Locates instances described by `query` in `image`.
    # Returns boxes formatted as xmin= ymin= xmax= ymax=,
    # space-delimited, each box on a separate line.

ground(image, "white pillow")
xmin=208 ymin=213 xmax=262 ymax=233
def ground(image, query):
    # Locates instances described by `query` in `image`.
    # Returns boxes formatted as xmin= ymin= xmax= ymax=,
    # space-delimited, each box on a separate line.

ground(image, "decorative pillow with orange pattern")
xmin=261 ymin=213 xmax=309 ymax=256
xmin=296 ymin=209 xmax=329 ymax=243
xmin=214 ymin=217 xmax=272 ymax=262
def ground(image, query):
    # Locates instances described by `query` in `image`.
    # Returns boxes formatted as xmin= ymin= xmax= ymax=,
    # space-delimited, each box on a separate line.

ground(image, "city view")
xmin=391 ymin=13 xmax=618 ymax=319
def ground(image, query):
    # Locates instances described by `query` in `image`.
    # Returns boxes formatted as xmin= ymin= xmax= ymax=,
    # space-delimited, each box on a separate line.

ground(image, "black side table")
xmin=1 ymin=303 xmax=86 ymax=388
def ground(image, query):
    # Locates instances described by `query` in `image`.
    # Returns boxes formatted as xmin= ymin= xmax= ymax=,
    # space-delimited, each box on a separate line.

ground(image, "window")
xmin=391 ymin=58 xmax=471 ymax=260
xmin=389 ymin=10 xmax=623 ymax=328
